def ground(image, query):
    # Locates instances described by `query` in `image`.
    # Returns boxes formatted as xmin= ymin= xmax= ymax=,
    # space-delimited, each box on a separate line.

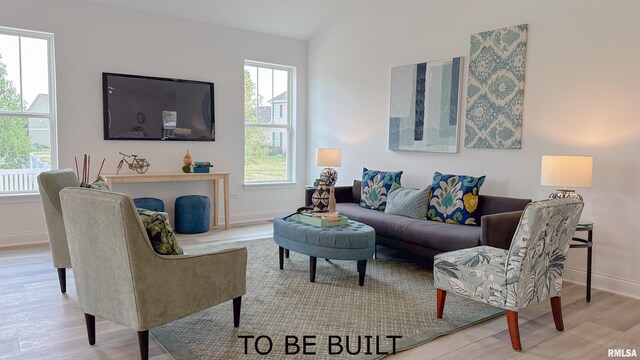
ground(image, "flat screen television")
xmin=103 ymin=72 xmax=215 ymax=141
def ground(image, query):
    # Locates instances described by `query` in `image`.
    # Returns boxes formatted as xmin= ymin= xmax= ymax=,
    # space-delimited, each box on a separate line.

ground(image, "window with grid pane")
xmin=244 ymin=61 xmax=295 ymax=183
xmin=0 ymin=27 xmax=57 ymax=194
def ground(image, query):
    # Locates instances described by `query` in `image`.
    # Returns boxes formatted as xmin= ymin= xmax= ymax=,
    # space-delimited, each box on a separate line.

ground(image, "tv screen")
xmin=103 ymin=73 xmax=215 ymax=141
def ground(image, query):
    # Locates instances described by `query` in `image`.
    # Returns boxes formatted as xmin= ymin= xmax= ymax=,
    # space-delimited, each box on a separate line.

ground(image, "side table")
xmin=570 ymin=222 xmax=593 ymax=302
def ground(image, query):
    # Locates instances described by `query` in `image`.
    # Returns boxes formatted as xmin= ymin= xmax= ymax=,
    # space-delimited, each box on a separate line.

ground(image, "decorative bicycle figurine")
xmin=116 ymin=152 xmax=150 ymax=174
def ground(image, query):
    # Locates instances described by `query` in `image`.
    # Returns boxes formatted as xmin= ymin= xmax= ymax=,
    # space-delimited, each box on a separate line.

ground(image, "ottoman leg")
xmin=285 ymin=249 xmax=290 ymax=258
xmin=279 ymin=247 xmax=284 ymax=270
xmin=357 ymin=260 xmax=367 ymax=286
xmin=310 ymin=256 xmax=317 ymax=282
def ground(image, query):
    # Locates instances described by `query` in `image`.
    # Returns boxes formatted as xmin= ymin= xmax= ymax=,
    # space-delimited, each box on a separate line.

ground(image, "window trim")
xmin=0 ymin=26 xmax=57 ymax=195
xmin=243 ymin=60 xmax=296 ymax=185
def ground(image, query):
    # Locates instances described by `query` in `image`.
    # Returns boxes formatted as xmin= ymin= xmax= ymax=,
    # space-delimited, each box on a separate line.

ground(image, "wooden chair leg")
xmin=57 ymin=268 xmax=66 ymax=294
xmin=310 ymin=256 xmax=317 ymax=282
xmin=506 ymin=310 xmax=522 ymax=352
xmin=84 ymin=313 xmax=95 ymax=345
xmin=233 ymin=296 xmax=242 ymax=328
xmin=436 ymin=289 xmax=446 ymax=319
xmin=278 ymin=246 xmax=284 ymax=270
xmin=550 ymin=296 xmax=564 ymax=331
xmin=138 ymin=330 xmax=149 ymax=360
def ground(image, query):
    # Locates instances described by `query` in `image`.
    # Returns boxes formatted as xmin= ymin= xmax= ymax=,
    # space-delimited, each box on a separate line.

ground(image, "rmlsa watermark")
xmin=608 ymin=348 xmax=637 ymax=358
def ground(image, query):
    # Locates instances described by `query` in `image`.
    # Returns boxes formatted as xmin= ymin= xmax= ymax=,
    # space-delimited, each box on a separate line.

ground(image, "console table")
xmin=570 ymin=222 xmax=593 ymax=302
xmin=102 ymin=172 xmax=230 ymax=230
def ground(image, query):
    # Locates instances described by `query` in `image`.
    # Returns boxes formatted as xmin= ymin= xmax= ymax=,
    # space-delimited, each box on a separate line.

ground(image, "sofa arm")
xmin=480 ymin=210 xmax=523 ymax=249
xmin=305 ymin=185 xmax=355 ymax=206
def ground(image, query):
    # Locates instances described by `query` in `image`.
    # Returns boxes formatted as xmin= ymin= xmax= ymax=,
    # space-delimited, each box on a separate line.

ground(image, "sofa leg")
xmin=233 ymin=296 xmax=242 ymax=328
xmin=357 ymin=260 xmax=367 ymax=286
xmin=278 ymin=247 xmax=284 ymax=270
xmin=57 ymin=268 xmax=66 ymax=294
xmin=285 ymin=249 xmax=290 ymax=258
xmin=506 ymin=310 xmax=522 ymax=351
xmin=436 ymin=289 xmax=446 ymax=319
xmin=550 ymin=296 xmax=564 ymax=331
xmin=310 ymin=256 xmax=317 ymax=282
xmin=138 ymin=330 xmax=149 ymax=360
xmin=84 ymin=313 xmax=95 ymax=345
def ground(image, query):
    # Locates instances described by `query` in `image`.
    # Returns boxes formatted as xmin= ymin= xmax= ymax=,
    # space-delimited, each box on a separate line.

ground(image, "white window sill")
xmin=243 ymin=182 xmax=298 ymax=191
xmin=0 ymin=192 xmax=41 ymax=204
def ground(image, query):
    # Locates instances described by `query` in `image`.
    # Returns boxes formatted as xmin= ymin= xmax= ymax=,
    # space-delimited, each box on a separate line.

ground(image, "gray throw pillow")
xmin=384 ymin=186 xmax=431 ymax=219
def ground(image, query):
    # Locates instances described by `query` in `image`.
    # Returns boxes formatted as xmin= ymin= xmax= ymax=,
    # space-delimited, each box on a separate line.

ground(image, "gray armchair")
xmin=37 ymin=169 xmax=80 ymax=293
xmin=434 ymin=198 xmax=584 ymax=351
xmin=59 ymin=188 xmax=247 ymax=360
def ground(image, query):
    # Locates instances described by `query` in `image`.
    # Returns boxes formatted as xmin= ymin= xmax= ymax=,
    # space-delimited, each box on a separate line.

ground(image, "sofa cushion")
xmin=337 ymin=203 xmax=481 ymax=252
xmin=359 ymin=168 xmax=403 ymax=211
xmin=428 ymin=172 xmax=485 ymax=225
xmin=385 ymin=186 xmax=431 ymax=219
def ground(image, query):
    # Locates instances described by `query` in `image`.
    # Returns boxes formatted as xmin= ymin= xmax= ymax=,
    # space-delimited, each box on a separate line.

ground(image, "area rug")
xmin=152 ymin=238 xmax=502 ymax=359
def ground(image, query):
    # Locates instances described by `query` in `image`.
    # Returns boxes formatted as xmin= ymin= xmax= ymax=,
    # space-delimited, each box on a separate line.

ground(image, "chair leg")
xmin=233 ymin=296 xmax=242 ymax=328
xmin=138 ymin=330 xmax=149 ymax=360
xmin=57 ymin=268 xmax=66 ymax=294
xmin=310 ymin=256 xmax=317 ymax=282
xmin=506 ymin=310 xmax=522 ymax=352
xmin=550 ymin=296 xmax=564 ymax=331
xmin=84 ymin=313 xmax=95 ymax=345
xmin=278 ymin=246 xmax=284 ymax=270
xmin=436 ymin=289 xmax=446 ymax=319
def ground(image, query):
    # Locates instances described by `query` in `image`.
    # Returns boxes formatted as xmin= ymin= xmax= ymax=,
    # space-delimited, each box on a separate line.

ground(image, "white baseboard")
xmin=0 ymin=231 xmax=48 ymax=249
xmin=564 ymin=266 xmax=640 ymax=300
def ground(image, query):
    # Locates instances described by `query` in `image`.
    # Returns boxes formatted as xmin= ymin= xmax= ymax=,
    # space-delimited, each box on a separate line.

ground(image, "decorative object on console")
xmin=465 ymin=24 xmax=528 ymax=149
xmin=316 ymin=148 xmax=342 ymax=186
xmin=389 ymin=57 xmax=463 ymax=153
xmin=193 ymin=161 xmax=213 ymax=173
xmin=182 ymin=149 xmax=192 ymax=173
xmin=427 ymin=172 xmax=485 ymax=225
xmin=359 ymin=168 xmax=403 ymax=211
xmin=540 ymin=155 xmax=593 ymax=200
xmin=116 ymin=152 xmax=150 ymax=174
xmin=311 ymin=180 xmax=330 ymax=212
xmin=385 ymin=186 xmax=431 ymax=219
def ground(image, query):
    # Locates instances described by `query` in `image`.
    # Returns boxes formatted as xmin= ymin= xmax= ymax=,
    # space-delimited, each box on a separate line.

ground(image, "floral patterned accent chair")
xmin=434 ymin=198 xmax=584 ymax=351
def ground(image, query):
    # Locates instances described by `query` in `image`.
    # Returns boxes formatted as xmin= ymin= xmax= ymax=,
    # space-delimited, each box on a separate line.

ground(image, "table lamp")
xmin=316 ymin=148 xmax=342 ymax=187
xmin=540 ymin=155 xmax=593 ymax=200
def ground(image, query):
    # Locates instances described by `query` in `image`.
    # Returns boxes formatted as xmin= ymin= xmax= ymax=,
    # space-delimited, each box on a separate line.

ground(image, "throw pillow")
xmin=427 ymin=172 xmax=485 ymax=225
xmin=359 ymin=168 xmax=403 ymax=211
xmin=136 ymin=208 xmax=184 ymax=255
xmin=88 ymin=177 xmax=110 ymax=191
xmin=385 ymin=186 xmax=431 ymax=219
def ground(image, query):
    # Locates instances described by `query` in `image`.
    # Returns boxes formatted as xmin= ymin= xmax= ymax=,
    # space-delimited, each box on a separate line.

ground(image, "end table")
xmin=570 ymin=222 xmax=594 ymax=302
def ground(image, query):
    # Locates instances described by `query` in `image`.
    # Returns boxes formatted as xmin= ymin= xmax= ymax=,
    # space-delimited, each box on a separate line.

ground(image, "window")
xmin=244 ymin=61 xmax=295 ymax=183
xmin=0 ymin=27 xmax=56 ymax=194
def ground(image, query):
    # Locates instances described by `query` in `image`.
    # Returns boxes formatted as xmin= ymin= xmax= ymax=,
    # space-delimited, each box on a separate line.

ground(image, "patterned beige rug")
xmin=151 ymin=238 xmax=501 ymax=359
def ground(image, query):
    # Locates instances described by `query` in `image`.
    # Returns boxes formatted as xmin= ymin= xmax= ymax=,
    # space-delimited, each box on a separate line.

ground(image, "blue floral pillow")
xmin=359 ymin=168 xmax=403 ymax=211
xmin=427 ymin=172 xmax=485 ymax=225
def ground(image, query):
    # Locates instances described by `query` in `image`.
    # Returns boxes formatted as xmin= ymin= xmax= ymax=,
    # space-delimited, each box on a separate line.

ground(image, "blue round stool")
xmin=175 ymin=195 xmax=210 ymax=234
xmin=133 ymin=197 xmax=165 ymax=212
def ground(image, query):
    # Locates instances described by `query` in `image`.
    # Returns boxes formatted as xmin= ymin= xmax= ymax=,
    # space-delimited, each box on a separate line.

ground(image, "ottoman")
xmin=133 ymin=197 xmax=165 ymax=212
xmin=175 ymin=195 xmax=210 ymax=234
xmin=273 ymin=215 xmax=375 ymax=286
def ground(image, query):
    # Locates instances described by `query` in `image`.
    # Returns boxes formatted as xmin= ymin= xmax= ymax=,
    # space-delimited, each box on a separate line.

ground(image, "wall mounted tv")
xmin=103 ymin=72 xmax=215 ymax=141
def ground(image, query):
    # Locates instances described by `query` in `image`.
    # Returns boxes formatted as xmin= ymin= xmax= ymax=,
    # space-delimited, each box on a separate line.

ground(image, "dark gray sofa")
xmin=305 ymin=180 xmax=531 ymax=261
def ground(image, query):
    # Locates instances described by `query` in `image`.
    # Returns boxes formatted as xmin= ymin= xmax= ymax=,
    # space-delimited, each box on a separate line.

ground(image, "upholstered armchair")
xmin=37 ymin=169 xmax=80 ymax=293
xmin=59 ymin=188 xmax=247 ymax=360
xmin=434 ymin=198 xmax=583 ymax=351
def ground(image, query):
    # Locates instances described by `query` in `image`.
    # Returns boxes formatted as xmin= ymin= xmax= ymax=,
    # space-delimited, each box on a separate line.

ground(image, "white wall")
xmin=0 ymin=0 xmax=307 ymax=246
xmin=307 ymin=0 xmax=640 ymax=298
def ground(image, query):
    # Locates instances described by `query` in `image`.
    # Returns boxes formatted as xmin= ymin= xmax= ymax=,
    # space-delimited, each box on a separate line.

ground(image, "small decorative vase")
xmin=183 ymin=150 xmax=192 ymax=166
xmin=311 ymin=181 xmax=330 ymax=212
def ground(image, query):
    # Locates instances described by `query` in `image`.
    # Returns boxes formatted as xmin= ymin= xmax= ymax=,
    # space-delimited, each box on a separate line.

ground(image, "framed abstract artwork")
xmin=465 ymin=24 xmax=528 ymax=149
xmin=389 ymin=57 xmax=463 ymax=153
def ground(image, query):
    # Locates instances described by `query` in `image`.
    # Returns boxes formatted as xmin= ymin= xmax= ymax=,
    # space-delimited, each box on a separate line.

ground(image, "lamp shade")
xmin=540 ymin=155 xmax=593 ymax=188
xmin=316 ymin=148 xmax=342 ymax=167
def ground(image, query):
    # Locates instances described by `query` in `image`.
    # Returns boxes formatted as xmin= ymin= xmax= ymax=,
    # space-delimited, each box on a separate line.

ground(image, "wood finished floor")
xmin=1 ymin=222 xmax=638 ymax=360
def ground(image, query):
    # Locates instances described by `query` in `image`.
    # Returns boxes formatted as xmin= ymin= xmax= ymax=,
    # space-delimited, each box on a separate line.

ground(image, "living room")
xmin=1 ymin=0 xmax=639 ymax=359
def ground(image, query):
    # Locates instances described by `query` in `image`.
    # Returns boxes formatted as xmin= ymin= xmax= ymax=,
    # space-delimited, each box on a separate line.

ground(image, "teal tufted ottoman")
xmin=273 ymin=215 xmax=376 ymax=286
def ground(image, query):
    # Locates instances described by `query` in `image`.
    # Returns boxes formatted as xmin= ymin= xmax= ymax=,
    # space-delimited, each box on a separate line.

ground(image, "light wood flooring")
xmin=1 ymin=222 xmax=638 ymax=360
